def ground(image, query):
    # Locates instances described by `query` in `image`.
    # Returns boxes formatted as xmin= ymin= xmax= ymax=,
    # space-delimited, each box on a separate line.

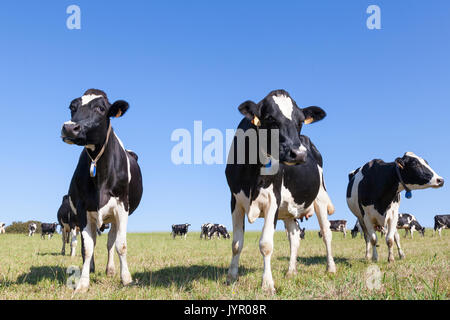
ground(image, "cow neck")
xmin=394 ymin=162 xmax=412 ymax=197
xmin=85 ymin=124 xmax=112 ymax=178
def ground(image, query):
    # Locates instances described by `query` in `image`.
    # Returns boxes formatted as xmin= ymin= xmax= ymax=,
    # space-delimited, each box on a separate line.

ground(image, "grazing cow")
xmin=57 ymin=195 xmax=79 ymax=256
xmin=346 ymin=152 xmax=444 ymax=262
xmin=0 ymin=222 xmax=5 ymax=234
xmin=286 ymin=220 xmax=305 ymax=240
xmin=318 ymin=220 xmax=347 ymax=238
xmin=397 ymin=213 xmax=425 ymax=238
xmin=225 ymin=89 xmax=335 ymax=294
xmin=28 ymin=223 xmax=37 ymax=236
xmin=208 ymin=224 xmax=231 ymax=239
xmin=200 ymin=223 xmax=214 ymax=239
xmin=434 ymin=215 xmax=450 ymax=237
xmin=351 ymin=220 xmax=363 ymax=239
xmin=97 ymin=223 xmax=110 ymax=236
xmin=61 ymin=89 xmax=143 ymax=293
xmin=171 ymin=224 xmax=191 ymax=239
xmin=41 ymin=223 xmax=58 ymax=239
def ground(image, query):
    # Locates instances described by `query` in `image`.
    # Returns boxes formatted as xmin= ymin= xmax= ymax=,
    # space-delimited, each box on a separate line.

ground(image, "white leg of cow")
xmin=75 ymin=222 xmax=96 ymax=293
xmin=70 ymin=229 xmax=78 ymax=257
xmin=106 ymin=223 xmax=117 ymax=276
xmin=438 ymin=228 xmax=442 ymax=237
xmin=393 ymin=230 xmax=405 ymax=259
xmin=227 ymin=202 xmax=245 ymax=284
xmin=114 ymin=207 xmax=132 ymax=286
xmin=343 ymin=229 xmax=347 ymax=238
xmin=284 ymin=219 xmax=300 ymax=277
xmin=385 ymin=222 xmax=397 ymax=263
xmin=259 ymin=203 xmax=277 ymax=294
xmin=314 ymin=198 xmax=336 ymax=273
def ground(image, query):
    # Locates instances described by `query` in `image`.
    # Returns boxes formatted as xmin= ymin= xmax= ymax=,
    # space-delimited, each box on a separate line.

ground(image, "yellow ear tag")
xmin=115 ymin=110 xmax=122 ymax=118
xmin=304 ymin=117 xmax=314 ymax=124
xmin=251 ymin=116 xmax=261 ymax=126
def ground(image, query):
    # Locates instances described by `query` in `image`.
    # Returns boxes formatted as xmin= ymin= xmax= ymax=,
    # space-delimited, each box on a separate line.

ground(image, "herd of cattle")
xmin=0 ymin=89 xmax=448 ymax=295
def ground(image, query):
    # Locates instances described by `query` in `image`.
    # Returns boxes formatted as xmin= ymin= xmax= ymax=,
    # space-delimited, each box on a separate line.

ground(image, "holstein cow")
xmin=200 ymin=223 xmax=214 ymax=239
xmin=434 ymin=214 xmax=450 ymax=237
xmin=0 ymin=222 xmax=5 ymax=234
xmin=28 ymin=223 xmax=37 ymax=236
xmin=57 ymin=195 xmax=79 ymax=256
xmin=225 ymin=89 xmax=335 ymax=294
xmin=61 ymin=89 xmax=143 ymax=293
xmin=171 ymin=224 xmax=191 ymax=239
xmin=41 ymin=223 xmax=58 ymax=239
xmin=318 ymin=220 xmax=347 ymax=238
xmin=397 ymin=213 xmax=425 ymax=238
xmin=285 ymin=220 xmax=305 ymax=240
xmin=346 ymin=152 xmax=444 ymax=262
xmin=206 ymin=224 xmax=231 ymax=239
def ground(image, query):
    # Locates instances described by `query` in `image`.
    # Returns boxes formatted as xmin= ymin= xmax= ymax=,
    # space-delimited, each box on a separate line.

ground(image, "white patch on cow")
xmin=248 ymin=184 xmax=276 ymax=223
xmin=278 ymin=181 xmax=311 ymax=220
xmin=81 ymin=94 xmax=103 ymax=105
xmin=346 ymin=168 xmax=365 ymax=219
xmin=272 ymin=95 xmax=293 ymax=120
xmin=64 ymin=120 xmax=76 ymax=125
xmin=114 ymin=133 xmax=131 ymax=183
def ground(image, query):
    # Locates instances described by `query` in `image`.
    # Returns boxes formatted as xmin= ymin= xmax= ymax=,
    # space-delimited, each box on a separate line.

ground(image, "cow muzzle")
xmin=61 ymin=121 xmax=82 ymax=144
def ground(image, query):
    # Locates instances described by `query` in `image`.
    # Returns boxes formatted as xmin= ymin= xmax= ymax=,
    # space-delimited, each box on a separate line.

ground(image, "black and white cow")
xmin=0 ymin=222 xmax=5 ymax=234
xmin=200 ymin=223 xmax=214 ymax=239
xmin=41 ymin=223 xmax=58 ymax=239
xmin=57 ymin=195 xmax=79 ymax=256
xmin=318 ymin=220 xmax=347 ymax=238
xmin=171 ymin=224 xmax=191 ymax=239
xmin=205 ymin=224 xmax=230 ymax=239
xmin=397 ymin=213 xmax=425 ymax=238
xmin=346 ymin=152 xmax=444 ymax=262
xmin=61 ymin=89 xmax=143 ymax=293
xmin=225 ymin=89 xmax=335 ymax=294
xmin=434 ymin=215 xmax=450 ymax=237
xmin=28 ymin=223 xmax=37 ymax=236
xmin=286 ymin=220 xmax=305 ymax=240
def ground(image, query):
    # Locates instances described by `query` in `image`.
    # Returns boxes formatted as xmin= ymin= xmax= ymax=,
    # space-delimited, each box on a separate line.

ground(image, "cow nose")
xmin=290 ymin=148 xmax=307 ymax=163
xmin=437 ymin=178 xmax=444 ymax=187
xmin=62 ymin=122 xmax=81 ymax=137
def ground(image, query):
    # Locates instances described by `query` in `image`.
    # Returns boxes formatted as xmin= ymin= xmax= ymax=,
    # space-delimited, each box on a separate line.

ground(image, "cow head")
xmin=61 ymin=89 xmax=129 ymax=147
xmin=238 ymin=89 xmax=326 ymax=165
xmin=395 ymin=152 xmax=444 ymax=190
xmin=351 ymin=228 xmax=359 ymax=239
xmin=300 ymin=227 xmax=306 ymax=239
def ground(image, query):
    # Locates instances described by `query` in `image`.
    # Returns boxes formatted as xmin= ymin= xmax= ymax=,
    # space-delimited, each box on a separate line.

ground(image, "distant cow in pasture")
xmin=318 ymin=220 xmax=347 ymax=238
xmin=28 ymin=223 xmax=37 ymax=236
xmin=41 ymin=223 xmax=58 ymax=239
xmin=61 ymin=89 xmax=143 ymax=293
xmin=347 ymin=152 xmax=444 ymax=262
xmin=57 ymin=195 xmax=79 ymax=256
xmin=225 ymin=89 xmax=335 ymax=294
xmin=351 ymin=220 xmax=363 ymax=239
xmin=434 ymin=215 xmax=450 ymax=237
xmin=200 ymin=223 xmax=214 ymax=239
xmin=171 ymin=224 xmax=191 ymax=239
xmin=397 ymin=213 xmax=425 ymax=238
xmin=0 ymin=222 xmax=6 ymax=234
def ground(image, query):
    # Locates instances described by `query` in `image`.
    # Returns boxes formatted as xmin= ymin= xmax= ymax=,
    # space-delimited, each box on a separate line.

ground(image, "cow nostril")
xmin=437 ymin=178 xmax=444 ymax=186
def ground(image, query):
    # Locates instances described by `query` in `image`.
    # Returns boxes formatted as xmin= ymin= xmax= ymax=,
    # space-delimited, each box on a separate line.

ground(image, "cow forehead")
xmin=271 ymin=95 xmax=294 ymax=120
xmin=81 ymin=94 xmax=104 ymax=106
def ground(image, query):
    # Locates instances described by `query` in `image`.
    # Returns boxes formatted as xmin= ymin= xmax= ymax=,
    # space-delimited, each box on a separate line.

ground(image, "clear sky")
xmin=0 ymin=0 xmax=449 ymax=233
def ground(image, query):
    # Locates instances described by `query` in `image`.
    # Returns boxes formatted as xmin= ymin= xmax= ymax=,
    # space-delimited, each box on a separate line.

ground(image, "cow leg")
xmin=61 ymin=230 xmax=66 ymax=255
xmin=314 ymin=200 xmax=336 ymax=273
xmin=393 ymin=230 xmax=405 ymax=259
xmin=106 ymin=222 xmax=117 ymax=276
xmin=227 ymin=198 xmax=245 ymax=285
xmin=385 ymin=219 xmax=399 ymax=262
xmin=70 ymin=229 xmax=78 ymax=257
xmin=114 ymin=207 xmax=132 ymax=286
xmin=75 ymin=221 xmax=97 ymax=293
xmin=284 ymin=219 xmax=300 ymax=277
xmin=259 ymin=207 xmax=277 ymax=294
xmin=343 ymin=229 xmax=347 ymax=238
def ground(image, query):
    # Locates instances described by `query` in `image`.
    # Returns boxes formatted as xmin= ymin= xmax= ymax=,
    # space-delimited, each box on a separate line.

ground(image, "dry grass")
xmin=0 ymin=229 xmax=448 ymax=300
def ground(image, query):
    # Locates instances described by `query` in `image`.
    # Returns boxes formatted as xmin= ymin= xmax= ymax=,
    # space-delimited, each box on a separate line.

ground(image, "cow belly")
xmin=278 ymin=184 xmax=314 ymax=220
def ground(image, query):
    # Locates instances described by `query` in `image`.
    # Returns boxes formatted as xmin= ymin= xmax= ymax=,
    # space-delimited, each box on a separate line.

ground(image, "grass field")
xmin=0 ymin=229 xmax=448 ymax=300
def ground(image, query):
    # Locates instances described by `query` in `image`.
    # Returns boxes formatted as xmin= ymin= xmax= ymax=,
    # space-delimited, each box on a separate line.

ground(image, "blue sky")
xmin=0 ymin=0 xmax=448 ymax=233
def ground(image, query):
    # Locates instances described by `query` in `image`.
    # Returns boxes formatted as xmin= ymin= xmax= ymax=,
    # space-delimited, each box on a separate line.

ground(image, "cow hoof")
xmin=399 ymin=252 xmax=405 ymax=260
xmin=285 ymin=270 xmax=298 ymax=278
xmin=327 ymin=264 xmax=336 ymax=273
xmin=226 ymin=274 xmax=238 ymax=285
xmin=121 ymin=274 xmax=133 ymax=286
xmin=73 ymin=283 xmax=89 ymax=294
xmin=106 ymin=267 xmax=115 ymax=277
xmin=262 ymin=285 xmax=276 ymax=295
xmin=388 ymin=257 xmax=395 ymax=263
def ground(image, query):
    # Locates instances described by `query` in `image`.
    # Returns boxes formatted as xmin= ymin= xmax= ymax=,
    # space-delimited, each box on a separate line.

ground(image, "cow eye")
xmin=97 ymin=105 xmax=106 ymax=113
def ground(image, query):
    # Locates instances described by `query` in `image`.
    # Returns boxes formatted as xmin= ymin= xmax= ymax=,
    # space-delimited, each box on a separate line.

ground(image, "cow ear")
xmin=109 ymin=100 xmax=129 ymax=118
xmin=395 ymin=157 xmax=405 ymax=169
xmin=238 ymin=100 xmax=261 ymax=126
xmin=302 ymin=106 xmax=326 ymax=124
